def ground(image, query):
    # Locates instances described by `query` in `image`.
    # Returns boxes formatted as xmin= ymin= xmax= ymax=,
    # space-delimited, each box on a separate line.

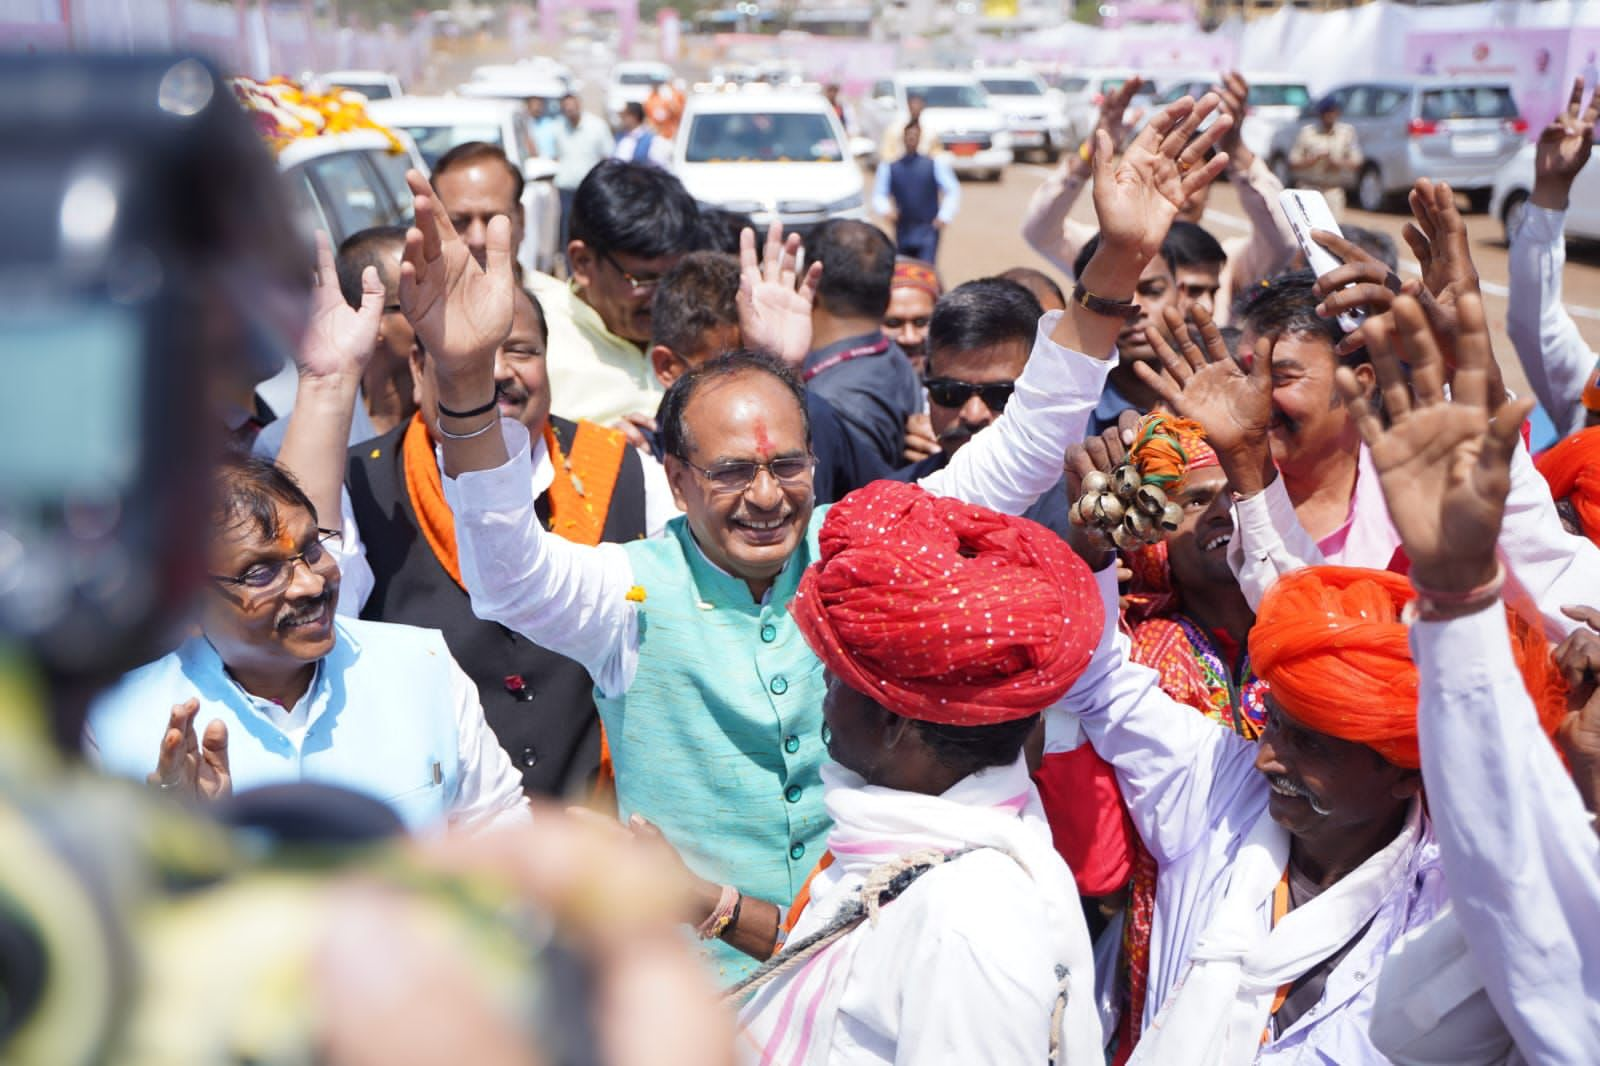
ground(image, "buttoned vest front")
xmin=89 ymin=618 xmax=463 ymax=830
xmin=605 ymin=509 xmax=830 ymax=982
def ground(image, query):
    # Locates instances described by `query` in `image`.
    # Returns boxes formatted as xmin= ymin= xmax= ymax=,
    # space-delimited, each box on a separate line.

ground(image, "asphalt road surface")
xmin=929 ymin=160 xmax=1600 ymax=398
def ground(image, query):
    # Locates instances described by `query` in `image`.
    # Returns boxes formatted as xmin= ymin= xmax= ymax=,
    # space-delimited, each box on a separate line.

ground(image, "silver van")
xmin=1266 ymin=80 xmax=1526 ymax=212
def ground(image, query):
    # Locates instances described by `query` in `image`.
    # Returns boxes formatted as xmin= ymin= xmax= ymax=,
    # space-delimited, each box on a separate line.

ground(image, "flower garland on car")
xmin=229 ymin=76 xmax=404 ymax=155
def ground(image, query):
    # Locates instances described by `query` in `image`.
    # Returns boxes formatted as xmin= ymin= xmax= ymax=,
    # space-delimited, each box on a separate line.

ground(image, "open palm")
xmin=737 ymin=221 xmax=822 ymax=368
xmin=299 ymin=228 xmax=383 ymax=381
xmin=1135 ymin=305 xmax=1272 ymax=459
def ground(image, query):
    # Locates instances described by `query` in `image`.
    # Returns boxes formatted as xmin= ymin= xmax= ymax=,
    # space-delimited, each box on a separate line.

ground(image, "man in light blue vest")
xmin=390 ymin=89 xmax=1233 ymax=981
xmin=87 ymin=454 xmax=529 ymax=834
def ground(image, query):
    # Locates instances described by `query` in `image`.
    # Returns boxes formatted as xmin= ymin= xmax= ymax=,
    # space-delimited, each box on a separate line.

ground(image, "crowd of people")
xmin=9 ymin=56 xmax=1600 ymax=1065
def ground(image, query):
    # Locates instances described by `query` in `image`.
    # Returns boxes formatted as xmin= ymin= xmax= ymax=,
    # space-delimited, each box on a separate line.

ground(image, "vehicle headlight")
xmin=824 ymin=191 xmax=864 ymax=213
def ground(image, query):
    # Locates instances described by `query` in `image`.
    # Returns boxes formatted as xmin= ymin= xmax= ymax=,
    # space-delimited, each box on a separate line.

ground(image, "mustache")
xmin=937 ymin=424 xmax=975 ymax=447
xmin=1268 ymin=772 xmax=1332 ymax=816
xmin=275 ymin=590 xmax=332 ymax=631
xmin=495 ymin=379 xmax=526 ymax=404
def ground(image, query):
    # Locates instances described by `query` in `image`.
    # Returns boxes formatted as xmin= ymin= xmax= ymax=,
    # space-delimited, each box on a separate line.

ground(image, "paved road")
xmin=931 ymin=161 xmax=1600 ymax=397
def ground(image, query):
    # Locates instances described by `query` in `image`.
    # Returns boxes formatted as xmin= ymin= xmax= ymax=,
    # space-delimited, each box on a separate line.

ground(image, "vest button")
xmin=769 ymin=675 xmax=788 ymax=695
xmin=521 ymin=747 xmax=539 ymax=768
xmin=784 ymin=734 xmax=800 ymax=754
xmin=785 ymin=785 xmax=802 ymax=803
xmin=760 ymin=623 xmax=777 ymax=643
xmin=789 ymin=842 xmax=806 ymax=861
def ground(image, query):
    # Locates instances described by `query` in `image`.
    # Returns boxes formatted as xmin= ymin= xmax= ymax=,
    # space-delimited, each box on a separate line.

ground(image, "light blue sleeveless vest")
xmin=88 ymin=618 xmax=463 ymax=829
xmin=608 ymin=509 xmax=830 ymax=983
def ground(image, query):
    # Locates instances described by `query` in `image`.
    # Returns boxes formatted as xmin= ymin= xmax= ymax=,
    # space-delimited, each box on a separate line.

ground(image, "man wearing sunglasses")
xmin=893 ymin=277 xmax=1076 ymax=540
xmin=86 ymin=455 xmax=529 ymax=833
xmin=528 ymin=159 xmax=701 ymax=428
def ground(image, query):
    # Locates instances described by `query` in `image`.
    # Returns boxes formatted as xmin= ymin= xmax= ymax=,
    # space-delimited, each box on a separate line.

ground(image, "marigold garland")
xmin=229 ymin=76 xmax=404 ymax=155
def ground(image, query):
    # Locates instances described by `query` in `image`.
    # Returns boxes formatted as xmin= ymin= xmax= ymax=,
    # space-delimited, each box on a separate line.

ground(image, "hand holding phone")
xmin=1279 ymin=188 xmax=1366 ymax=335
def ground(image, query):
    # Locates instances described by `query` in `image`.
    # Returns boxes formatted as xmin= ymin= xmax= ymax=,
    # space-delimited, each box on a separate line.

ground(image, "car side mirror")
xmin=522 ymin=157 xmax=559 ymax=182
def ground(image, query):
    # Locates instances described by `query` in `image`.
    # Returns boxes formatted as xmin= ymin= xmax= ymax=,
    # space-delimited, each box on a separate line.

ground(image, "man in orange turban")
xmin=1536 ymin=424 xmax=1600 ymax=546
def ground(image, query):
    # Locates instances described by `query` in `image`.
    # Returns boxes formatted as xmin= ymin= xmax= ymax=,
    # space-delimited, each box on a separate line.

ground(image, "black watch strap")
xmin=1071 ymin=282 xmax=1142 ymax=323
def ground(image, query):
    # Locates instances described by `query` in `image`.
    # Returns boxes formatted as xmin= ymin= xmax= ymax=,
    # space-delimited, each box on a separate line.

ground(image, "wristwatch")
xmin=1071 ymin=282 xmax=1141 ymax=323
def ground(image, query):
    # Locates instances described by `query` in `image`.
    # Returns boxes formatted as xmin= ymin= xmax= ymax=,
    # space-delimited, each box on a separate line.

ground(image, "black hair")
xmin=622 ymin=100 xmax=645 ymax=123
xmin=1339 ymin=223 xmax=1400 ymax=272
xmin=569 ymin=159 xmax=700 ymax=261
xmin=810 ymin=218 xmax=896 ymax=319
xmin=1164 ymin=220 xmax=1227 ymax=268
xmin=927 ymin=278 xmax=1043 ymax=370
xmin=912 ymin=714 xmax=1041 ymax=777
xmin=1071 ymin=231 xmax=1177 ymax=282
xmin=650 ymin=251 xmax=741 ymax=358
xmin=1233 ymin=268 xmax=1367 ymax=364
xmin=335 ymin=225 xmax=406 ymax=310
xmin=997 ymin=266 xmax=1065 ymax=309
xmin=431 ymin=140 xmax=524 ymax=207
xmin=658 ymin=349 xmax=812 ymax=460
xmin=695 ymin=206 xmax=757 ymax=255
xmin=213 ymin=453 xmax=317 ymax=542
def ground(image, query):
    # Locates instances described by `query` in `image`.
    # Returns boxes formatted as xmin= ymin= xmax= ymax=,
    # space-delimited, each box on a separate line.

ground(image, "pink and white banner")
xmin=1403 ymin=28 xmax=1600 ymax=137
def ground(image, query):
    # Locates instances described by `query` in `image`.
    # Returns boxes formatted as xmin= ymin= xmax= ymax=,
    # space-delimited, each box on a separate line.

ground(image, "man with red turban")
xmin=664 ymin=481 xmax=1109 ymax=1064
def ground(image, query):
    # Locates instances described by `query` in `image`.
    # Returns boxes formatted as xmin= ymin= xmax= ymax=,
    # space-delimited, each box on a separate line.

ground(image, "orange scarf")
xmin=401 ymin=412 xmax=628 ymax=589
xmin=782 ymin=851 xmax=836 ymax=937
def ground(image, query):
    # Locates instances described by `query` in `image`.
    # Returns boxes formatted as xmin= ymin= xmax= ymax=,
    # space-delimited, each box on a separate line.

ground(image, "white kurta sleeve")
xmin=444 ymin=655 xmax=533 ymax=832
xmin=1055 ymin=565 xmax=1262 ymax=864
xmin=1506 ymin=204 xmax=1596 ymax=440
xmin=1226 ymin=154 xmax=1297 ymax=293
xmin=1411 ymin=605 xmax=1600 ymax=1063
xmin=916 ymin=311 xmax=1111 ymax=516
xmin=1497 ymin=438 xmax=1600 ymax=640
xmin=1224 ymin=475 xmax=1326 ymax=611
xmin=442 ymin=419 xmax=640 ymax=697
xmin=638 ymin=450 xmax=681 ymax=539
xmin=331 ymin=485 xmax=374 ymax=617
xmin=1019 ymin=165 xmax=1097 ymax=278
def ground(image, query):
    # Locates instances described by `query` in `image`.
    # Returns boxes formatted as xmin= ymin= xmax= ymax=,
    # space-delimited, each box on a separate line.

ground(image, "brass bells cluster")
xmin=1069 ymin=465 xmax=1183 ymax=550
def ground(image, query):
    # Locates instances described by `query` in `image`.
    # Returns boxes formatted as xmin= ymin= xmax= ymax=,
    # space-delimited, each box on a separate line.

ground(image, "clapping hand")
xmin=398 ymin=169 xmax=516 ymax=407
xmin=737 ymin=221 xmax=823 ymax=368
xmin=298 ymin=228 xmax=383 ymax=383
xmin=1533 ymin=77 xmax=1600 ymax=210
xmin=1333 ymin=294 xmax=1533 ymax=595
xmin=147 ymin=698 xmax=231 ymax=801
xmin=1135 ymin=304 xmax=1276 ymax=495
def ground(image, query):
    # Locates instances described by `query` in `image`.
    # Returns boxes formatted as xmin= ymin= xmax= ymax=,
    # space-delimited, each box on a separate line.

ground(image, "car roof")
xmin=276 ymin=129 xmax=404 ymax=169
xmin=458 ymin=78 xmax=566 ymax=99
xmin=684 ymin=90 xmax=833 ymax=115
xmin=368 ymin=96 xmax=517 ymax=122
xmin=897 ymin=70 xmax=981 ymax=85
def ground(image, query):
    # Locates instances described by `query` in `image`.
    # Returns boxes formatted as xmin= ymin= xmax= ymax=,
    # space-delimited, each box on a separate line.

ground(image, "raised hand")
xmin=1533 ymin=77 xmax=1600 ymax=209
xmin=736 ymin=221 xmax=823 ymax=368
xmin=398 ymin=169 xmax=515 ymax=406
xmin=1135 ymin=304 xmax=1275 ymax=494
xmin=299 ymin=228 xmax=383 ymax=382
xmin=1090 ymin=93 xmax=1232 ymax=266
xmin=1333 ymin=294 xmax=1533 ymax=594
xmin=1555 ymin=605 xmax=1600 ymax=812
xmin=1311 ymin=228 xmax=1402 ymax=326
xmin=1092 ymin=76 xmax=1147 ymax=156
xmin=147 ymin=698 xmax=231 ymax=801
xmin=1212 ymin=71 xmax=1254 ymax=169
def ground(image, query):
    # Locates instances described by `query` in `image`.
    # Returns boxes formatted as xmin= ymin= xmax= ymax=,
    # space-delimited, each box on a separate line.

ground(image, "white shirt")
xmin=439 ymin=311 xmax=1114 ymax=699
xmin=1370 ymin=606 xmax=1600 ymax=1064
xmin=333 ymin=428 xmax=678 ymax=618
xmin=1051 ymin=566 xmax=1447 ymax=1063
xmin=1225 ymin=440 xmax=1600 ymax=640
xmin=1506 ymin=203 xmax=1595 ymax=439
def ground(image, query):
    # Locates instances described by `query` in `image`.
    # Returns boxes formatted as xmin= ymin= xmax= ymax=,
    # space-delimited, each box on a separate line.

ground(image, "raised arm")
xmin=1212 ymin=72 xmax=1296 ymax=290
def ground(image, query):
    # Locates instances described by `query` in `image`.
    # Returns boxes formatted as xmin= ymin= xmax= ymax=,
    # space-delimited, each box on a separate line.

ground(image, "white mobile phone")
xmin=1278 ymin=188 xmax=1365 ymax=335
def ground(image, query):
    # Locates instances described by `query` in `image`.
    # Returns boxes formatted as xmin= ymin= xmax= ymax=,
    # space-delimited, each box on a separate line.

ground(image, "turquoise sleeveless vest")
xmin=607 ymin=508 xmax=830 ymax=983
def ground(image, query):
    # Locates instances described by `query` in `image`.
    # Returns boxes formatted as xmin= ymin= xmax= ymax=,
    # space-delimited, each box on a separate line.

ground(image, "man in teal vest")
xmin=394 ymin=90 xmax=1233 ymax=981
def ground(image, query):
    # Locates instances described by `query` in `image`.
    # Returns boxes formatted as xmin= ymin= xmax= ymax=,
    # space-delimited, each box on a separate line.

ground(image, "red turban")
xmin=791 ymin=481 xmax=1103 ymax=725
xmin=891 ymin=258 xmax=942 ymax=299
xmin=1536 ymin=425 xmax=1600 ymax=546
xmin=1250 ymin=567 xmax=1565 ymax=769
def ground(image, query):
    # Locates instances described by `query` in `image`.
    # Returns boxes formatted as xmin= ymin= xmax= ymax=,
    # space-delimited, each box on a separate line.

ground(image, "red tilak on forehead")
xmin=753 ymin=417 xmax=773 ymax=460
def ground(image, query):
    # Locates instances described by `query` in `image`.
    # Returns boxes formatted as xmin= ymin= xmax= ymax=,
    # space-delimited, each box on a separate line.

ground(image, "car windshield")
xmin=1421 ymin=86 xmax=1517 ymax=121
xmin=396 ymin=123 xmax=504 ymax=168
xmin=1250 ymin=84 xmax=1310 ymax=108
xmin=981 ymin=79 xmax=1042 ymax=96
xmin=906 ymin=83 xmax=984 ymax=108
xmin=618 ymin=72 xmax=658 ymax=86
xmin=334 ymin=81 xmax=391 ymax=100
xmin=1056 ymin=76 xmax=1089 ymax=93
xmin=684 ymin=112 xmax=843 ymax=163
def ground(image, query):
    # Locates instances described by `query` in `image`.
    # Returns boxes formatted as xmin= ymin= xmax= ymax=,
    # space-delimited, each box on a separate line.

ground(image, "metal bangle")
xmin=434 ymin=414 xmax=499 ymax=441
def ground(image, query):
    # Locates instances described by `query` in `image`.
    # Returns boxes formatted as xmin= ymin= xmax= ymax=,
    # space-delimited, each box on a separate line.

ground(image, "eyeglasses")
xmin=678 ymin=455 xmax=814 ymax=494
xmin=211 ymin=528 xmax=341 ymax=596
xmin=598 ymin=249 xmax=663 ymax=294
xmin=923 ymin=377 xmax=1016 ymax=412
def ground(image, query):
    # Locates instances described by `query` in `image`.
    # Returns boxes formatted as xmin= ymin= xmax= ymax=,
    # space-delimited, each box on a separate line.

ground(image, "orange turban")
xmin=1249 ymin=567 xmax=1565 ymax=768
xmin=791 ymin=481 xmax=1103 ymax=725
xmin=1536 ymin=425 xmax=1600 ymax=545
xmin=891 ymin=257 xmax=942 ymax=299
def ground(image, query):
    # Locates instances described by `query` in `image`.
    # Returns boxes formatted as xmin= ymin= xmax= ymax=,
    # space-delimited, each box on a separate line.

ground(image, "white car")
xmin=311 ymin=69 xmax=403 ymax=101
xmin=865 ymin=71 xmax=1013 ymax=180
xmin=367 ymin=96 xmax=563 ymax=277
xmin=606 ymin=61 xmax=675 ymax=123
xmin=674 ymin=89 xmax=867 ymax=238
xmin=457 ymin=70 xmax=571 ymax=159
xmin=977 ymin=66 xmax=1070 ymax=163
xmin=1490 ymin=140 xmax=1600 ymax=244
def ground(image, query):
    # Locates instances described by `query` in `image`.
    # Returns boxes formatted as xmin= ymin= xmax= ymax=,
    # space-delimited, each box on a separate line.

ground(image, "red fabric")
xmin=791 ymin=481 xmax=1103 ymax=725
xmin=891 ymin=258 xmax=942 ymax=299
xmin=1536 ymin=424 xmax=1600 ymax=545
xmin=1032 ymin=745 xmax=1135 ymax=896
xmin=1250 ymin=566 xmax=1566 ymax=768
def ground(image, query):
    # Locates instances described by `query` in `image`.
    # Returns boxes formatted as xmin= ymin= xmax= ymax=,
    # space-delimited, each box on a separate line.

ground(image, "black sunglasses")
xmin=923 ymin=377 xmax=1016 ymax=412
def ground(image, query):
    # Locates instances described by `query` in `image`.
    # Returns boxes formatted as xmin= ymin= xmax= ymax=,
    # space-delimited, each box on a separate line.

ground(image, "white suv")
xmin=866 ymin=71 xmax=1013 ymax=180
xmin=977 ymin=67 xmax=1069 ymax=163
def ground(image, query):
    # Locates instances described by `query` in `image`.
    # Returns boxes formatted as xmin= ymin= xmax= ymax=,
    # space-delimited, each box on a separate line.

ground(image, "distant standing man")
xmin=613 ymin=101 xmax=672 ymax=170
xmin=554 ymin=93 xmax=617 ymax=246
xmin=873 ymin=121 xmax=961 ymax=265
xmin=644 ymin=76 xmax=684 ymax=141
xmin=1288 ymin=97 xmax=1363 ymax=217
